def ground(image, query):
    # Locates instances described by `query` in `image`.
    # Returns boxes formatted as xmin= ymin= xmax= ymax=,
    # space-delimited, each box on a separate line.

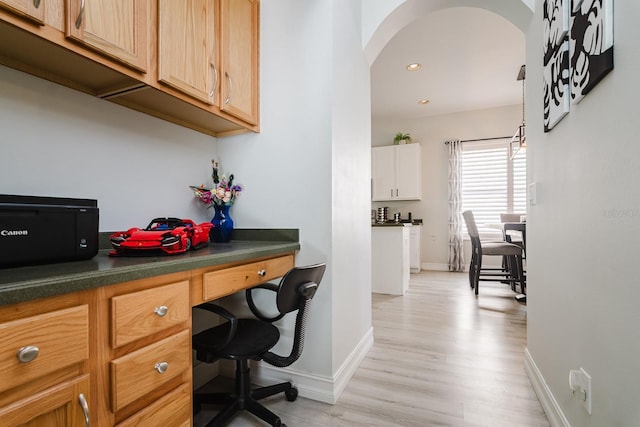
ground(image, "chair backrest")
xmin=276 ymin=263 xmax=326 ymax=314
xmin=262 ymin=263 xmax=326 ymax=368
xmin=462 ymin=210 xmax=479 ymax=238
xmin=500 ymin=213 xmax=524 ymax=222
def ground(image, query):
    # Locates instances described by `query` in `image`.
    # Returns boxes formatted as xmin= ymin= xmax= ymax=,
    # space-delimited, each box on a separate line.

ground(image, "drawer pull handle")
xmin=78 ymin=393 xmax=91 ymax=427
xmin=17 ymin=346 xmax=39 ymax=363
xmin=154 ymin=305 xmax=169 ymax=317
xmin=33 ymin=0 xmax=41 ymax=8
xmin=257 ymin=269 xmax=266 ymax=277
xmin=154 ymin=361 xmax=169 ymax=374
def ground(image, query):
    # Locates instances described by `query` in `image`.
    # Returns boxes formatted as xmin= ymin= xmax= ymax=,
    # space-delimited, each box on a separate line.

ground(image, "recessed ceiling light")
xmin=418 ymin=99 xmax=430 ymax=105
xmin=406 ymin=63 xmax=422 ymax=71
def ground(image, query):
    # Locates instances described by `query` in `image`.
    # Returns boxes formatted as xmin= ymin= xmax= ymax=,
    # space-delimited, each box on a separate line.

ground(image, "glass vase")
xmin=210 ymin=204 xmax=234 ymax=243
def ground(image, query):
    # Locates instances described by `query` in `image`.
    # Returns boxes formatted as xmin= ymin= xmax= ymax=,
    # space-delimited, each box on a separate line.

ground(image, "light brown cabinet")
xmin=65 ymin=0 xmax=149 ymax=72
xmin=0 ymin=0 xmax=45 ymax=24
xmin=0 ymin=250 xmax=293 ymax=426
xmin=219 ymin=0 xmax=259 ymax=125
xmin=157 ymin=0 xmax=259 ymax=125
xmin=0 ymin=375 xmax=91 ymax=427
xmin=0 ymin=0 xmax=260 ymax=136
xmin=0 ymin=299 xmax=92 ymax=427
xmin=158 ymin=0 xmax=217 ymax=104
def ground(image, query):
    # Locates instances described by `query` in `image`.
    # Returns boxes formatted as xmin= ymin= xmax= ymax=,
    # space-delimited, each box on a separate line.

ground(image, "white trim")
xmin=525 ymin=348 xmax=572 ymax=427
xmin=421 ymin=262 xmax=450 ymax=271
xmin=221 ymin=327 xmax=375 ymax=404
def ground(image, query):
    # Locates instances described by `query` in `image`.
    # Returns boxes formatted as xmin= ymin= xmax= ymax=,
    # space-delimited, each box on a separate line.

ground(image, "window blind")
xmin=461 ymin=140 xmax=526 ymax=232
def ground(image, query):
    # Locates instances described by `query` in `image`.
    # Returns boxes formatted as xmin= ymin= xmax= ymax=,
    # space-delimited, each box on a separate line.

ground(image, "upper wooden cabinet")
xmin=219 ymin=0 xmax=259 ymax=125
xmin=158 ymin=0 xmax=217 ymax=104
xmin=0 ymin=0 xmax=45 ymax=24
xmin=66 ymin=0 xmax=148 ymax=73
xmin=0 ymin=0 xmax=260 ymax=136
xmin=158 ymin=0 xmax=259 ymax=126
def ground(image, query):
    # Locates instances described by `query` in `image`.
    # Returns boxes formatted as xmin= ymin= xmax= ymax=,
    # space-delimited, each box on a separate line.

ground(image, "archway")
xmin=364 ymin=0 xmax=534 ymax=65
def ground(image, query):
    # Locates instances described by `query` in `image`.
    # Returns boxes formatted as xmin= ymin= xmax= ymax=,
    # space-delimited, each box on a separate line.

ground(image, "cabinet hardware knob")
xmin=154 ymin=361 xmax=169 ymax=374
xmin=75 ymin=0 xmax=85 ymax=29
xmin=154 ymin=305 xmax=169 ymax=317
xmin=257 ymin=269 xmax=266 ymax=277
xmin=33 ymin=0 xmax=41 ymax=8
xmin=78 ymin=393 xmax=91 ymax=427
xmin=224 ymin=72 xmax=232 ymax=105
xmin=17 ymin=345 xmax=39 ymax=363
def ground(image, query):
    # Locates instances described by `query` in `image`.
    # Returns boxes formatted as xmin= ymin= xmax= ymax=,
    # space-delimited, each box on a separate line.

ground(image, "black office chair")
xmin=192 ymin=263 xmax=326 ymax=427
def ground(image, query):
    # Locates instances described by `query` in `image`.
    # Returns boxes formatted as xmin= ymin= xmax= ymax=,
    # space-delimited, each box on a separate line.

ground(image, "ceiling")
xmin=370 ymin=7 xmax=526 ymax=120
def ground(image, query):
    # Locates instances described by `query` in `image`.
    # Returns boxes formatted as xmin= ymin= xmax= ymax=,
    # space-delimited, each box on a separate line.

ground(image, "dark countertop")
xmin=371 ymin=219 xmax=423 ymax=227
xmin=0 ymin=229 xmax=300 ymax=306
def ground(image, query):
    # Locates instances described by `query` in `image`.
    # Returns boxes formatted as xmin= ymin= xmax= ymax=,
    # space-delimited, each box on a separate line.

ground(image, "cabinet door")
xmin=371 ymin=145 xmax=396 ymax=201
xmin=0 ymin=0 xmax=45 ymax=24
xmin=0 ymin=375 xmax=90 ymax=427
xmin=66 ymin=0 xmax=148 ymax=72
xmin=219 ymin=0 xmax=259 ymax=125
xmin=158 ymin=0 xmax=217 ymax=104
xmin=395 ymin=144 xmax=422 ymax=200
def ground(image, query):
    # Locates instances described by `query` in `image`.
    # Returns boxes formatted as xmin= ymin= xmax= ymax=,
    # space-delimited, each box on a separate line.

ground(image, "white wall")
xmin=525 ymin=1 xmax=640 ymax=426
xmin=0 ymin=0 xmax=373 ymax=404
xmin=372 ymin=105 xmax=522 ymax=270
xmin=0 ymin=65 xmax=218 ymax=229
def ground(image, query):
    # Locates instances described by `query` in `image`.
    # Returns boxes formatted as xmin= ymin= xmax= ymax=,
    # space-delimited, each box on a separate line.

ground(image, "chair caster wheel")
xmin=285 ymin=387 xmax=298 ymax=401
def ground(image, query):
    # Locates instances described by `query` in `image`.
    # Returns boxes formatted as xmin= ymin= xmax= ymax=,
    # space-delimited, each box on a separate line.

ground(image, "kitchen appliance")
xmin=376 ymin=207 xmax=388 ymax=223
xmin=0 ymin=194 xmax=99 ymax=267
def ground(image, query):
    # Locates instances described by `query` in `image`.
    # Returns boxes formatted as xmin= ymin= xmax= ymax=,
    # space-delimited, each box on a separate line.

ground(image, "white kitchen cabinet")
xmin=409 ymin=224 xmax=421 ymax=273
xmin=372 ymin=225 xmax=410 ymax=295
xmin=371 ymin=143 xmax=422 ymax=201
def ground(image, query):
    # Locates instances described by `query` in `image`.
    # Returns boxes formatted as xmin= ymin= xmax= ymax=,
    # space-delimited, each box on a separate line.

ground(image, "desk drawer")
xmin=203 ymin=255 xmax=294 ymax=300
xmin=110 ymin=329 xmax=190 ymax=411
xmin=0 ymin=305 xmax=89 ymax=394
xmin=116 ymin=383 xmax=191 ymax=427
xmin=111 ymin=280 xmax=190 ymax=348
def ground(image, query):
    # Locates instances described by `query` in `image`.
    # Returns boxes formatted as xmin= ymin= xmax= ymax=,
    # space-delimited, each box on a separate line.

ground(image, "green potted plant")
xmin=393 ymin=132 xmax=412 ymax=145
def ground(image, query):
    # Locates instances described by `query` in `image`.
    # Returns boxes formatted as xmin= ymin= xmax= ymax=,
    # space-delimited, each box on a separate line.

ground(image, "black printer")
xmin=0 ymin=194 xmax=99 ymax=267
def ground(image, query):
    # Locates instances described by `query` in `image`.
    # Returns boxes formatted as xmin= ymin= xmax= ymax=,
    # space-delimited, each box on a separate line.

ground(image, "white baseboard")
xmin=421 ymin=262 xmax=450 ymax=271
xmin=525 ymin=348 xmax=571 ymax=427
xmin=221 ymin=327 xmax=375 ymax=404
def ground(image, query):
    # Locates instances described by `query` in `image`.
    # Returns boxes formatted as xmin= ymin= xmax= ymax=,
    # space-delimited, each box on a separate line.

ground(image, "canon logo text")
xmin=0 ymin=229 xmax=29 ymax=236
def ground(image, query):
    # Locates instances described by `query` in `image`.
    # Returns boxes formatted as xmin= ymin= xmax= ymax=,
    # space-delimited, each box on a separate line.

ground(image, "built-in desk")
xmin=0 ymin=230 xmax=299 ymax=426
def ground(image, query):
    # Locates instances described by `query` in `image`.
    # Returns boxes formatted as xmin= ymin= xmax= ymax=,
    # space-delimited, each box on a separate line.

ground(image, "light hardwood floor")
xmin=195 ymin=270 xmax=550 ymax=426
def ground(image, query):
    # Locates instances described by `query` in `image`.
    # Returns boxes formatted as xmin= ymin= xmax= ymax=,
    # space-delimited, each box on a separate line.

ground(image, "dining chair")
xmin=463 ymin=210 xmax=525 ymax=295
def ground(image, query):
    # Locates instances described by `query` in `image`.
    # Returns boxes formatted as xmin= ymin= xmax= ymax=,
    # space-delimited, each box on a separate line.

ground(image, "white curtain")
xmin=447 ymin=140 xmax=464 ymax=272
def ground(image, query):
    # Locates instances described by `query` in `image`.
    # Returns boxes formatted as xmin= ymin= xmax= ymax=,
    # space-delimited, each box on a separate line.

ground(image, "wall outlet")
xmin=569 ymin=368 xmax=592 ymax=414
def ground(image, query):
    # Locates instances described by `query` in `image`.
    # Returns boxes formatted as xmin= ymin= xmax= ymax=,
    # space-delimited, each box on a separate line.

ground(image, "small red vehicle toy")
xmin=109 ymin=217 xmax=213 ymax=256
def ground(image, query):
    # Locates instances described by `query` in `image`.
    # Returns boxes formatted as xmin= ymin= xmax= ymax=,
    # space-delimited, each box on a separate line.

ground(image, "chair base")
xmin=194 ymin=359 xmax=298 ymax=427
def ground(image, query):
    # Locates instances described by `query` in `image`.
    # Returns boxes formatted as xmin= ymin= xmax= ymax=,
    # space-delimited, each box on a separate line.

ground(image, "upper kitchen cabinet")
xmin=372 ymin=144 xmax=422 ymax=201
xmin=158 ymin=0 xmax=217 ymax=105
xmin=0 ymin=0 xmax=45 ymax=25
xmin=65 ymin=0 xmax=148 ymax=73
xmin=0 ymin=0 xmax=260 ymax=136
xmin=219 ymin=0 xmax=259 ymax=125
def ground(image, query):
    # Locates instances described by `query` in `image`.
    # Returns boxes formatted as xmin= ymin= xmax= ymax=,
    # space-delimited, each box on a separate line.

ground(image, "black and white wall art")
xmin=543 ymin=0 xmax=570 ymax=132
xmin=544 ymin=40 xmax=570 ymax=132
xmin=570 ymin=0 xmax=614 ymax=104
xmin=542 ymin=0 xmax=614 ymax=131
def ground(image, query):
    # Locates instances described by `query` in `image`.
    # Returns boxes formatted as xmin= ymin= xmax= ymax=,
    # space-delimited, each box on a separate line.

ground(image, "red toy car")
xmin=109 ymin=217 xmax=213 ymax=256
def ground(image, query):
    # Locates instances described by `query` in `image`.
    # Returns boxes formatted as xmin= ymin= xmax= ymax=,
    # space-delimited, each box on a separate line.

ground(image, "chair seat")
xmin=482 ymin=241 xmax=523 ymax=256
xmin=193 ymin=318 xmax=280 ymax=361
